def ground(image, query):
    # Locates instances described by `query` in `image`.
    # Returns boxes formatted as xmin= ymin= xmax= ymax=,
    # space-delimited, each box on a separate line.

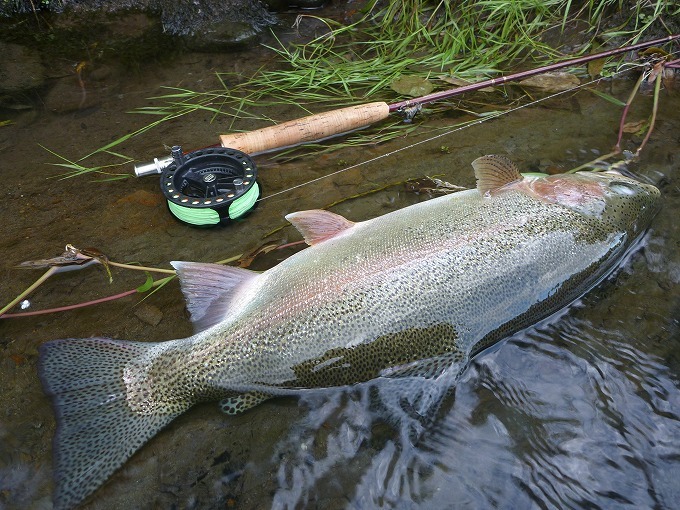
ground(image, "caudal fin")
xmin=39 ymin=337 xmax=186 ymax=510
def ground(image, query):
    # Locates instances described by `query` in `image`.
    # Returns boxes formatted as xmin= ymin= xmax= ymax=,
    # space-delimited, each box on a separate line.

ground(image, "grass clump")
xmin=156 ymin=0 xmax=677 ymax=115
xmin=152 ymin=0 xmax=574 ymax=122
xmin=61 ymin=0 xmax=678 ymax=174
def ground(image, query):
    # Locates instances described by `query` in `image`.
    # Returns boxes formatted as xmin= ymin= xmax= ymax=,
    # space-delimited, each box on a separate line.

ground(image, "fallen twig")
xmin=0 ymin=246 xmax=243 ymax=319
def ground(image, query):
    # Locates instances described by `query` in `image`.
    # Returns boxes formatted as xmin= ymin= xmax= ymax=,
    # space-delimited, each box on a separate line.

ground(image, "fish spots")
xmin=287 ymin=323 xmax=463 ymax=388
xmin=38 ymin=338 xmax=188 ymax=509
xmin=219 ymin=391 xmax=271 ymax=415
xmin=199 ymin=173 xmax=658 ymax=405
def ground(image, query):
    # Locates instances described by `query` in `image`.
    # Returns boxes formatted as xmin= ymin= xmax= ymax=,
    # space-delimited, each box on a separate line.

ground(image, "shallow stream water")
xmin=1 ymin=11 xmax=679 ymax=510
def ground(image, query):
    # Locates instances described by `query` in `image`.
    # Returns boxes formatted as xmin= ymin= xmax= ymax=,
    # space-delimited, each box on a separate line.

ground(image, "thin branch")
xmin=0 ymin=267 xmax=58 ymax=317
xmin=0 ymin=289 xmax=138 ymax=318
xmin=635 ymin=63 xmax=663 ymax=158
xmin=614 ymin=72 xmax=646 ymax=153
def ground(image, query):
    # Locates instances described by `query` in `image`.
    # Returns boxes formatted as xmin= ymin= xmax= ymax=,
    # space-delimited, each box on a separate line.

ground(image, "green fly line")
xmin=228 ymin=182 xmax=260 ymax=219
xmin=168 ymin=182 xmax=260 ymax=225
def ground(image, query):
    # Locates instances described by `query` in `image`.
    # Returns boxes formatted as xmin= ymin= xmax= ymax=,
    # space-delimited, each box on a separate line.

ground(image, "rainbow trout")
xmin=39 ymin=156 xmax=660 ymax=508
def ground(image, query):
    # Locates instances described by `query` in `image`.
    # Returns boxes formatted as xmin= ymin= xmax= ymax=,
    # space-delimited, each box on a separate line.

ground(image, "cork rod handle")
xmin=219 ymin=102 xmax=390 ymax=154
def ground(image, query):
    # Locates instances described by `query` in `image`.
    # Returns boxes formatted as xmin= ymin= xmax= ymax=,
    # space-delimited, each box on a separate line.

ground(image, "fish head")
xmin=574 ymin=170 xmax=660 ymax=236
xmin=522 ymin=170 xmax=661 ymax=237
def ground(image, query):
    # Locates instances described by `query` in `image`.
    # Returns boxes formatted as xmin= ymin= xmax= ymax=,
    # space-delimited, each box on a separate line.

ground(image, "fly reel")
xmin=137 ymin=145 xmax=260 ymax=227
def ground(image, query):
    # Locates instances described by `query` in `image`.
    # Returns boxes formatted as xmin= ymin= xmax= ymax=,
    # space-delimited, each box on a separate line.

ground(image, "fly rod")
xmin=133 ymin=33 xmax=678 ymax=227
xmin=134 ymin=32 xmax=679 ymax=177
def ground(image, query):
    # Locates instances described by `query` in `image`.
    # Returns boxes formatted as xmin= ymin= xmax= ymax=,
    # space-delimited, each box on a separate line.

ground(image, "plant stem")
xmin=614 ymin=72 xmax=646 ymax=153
xmin=0 ymin=289 xmax=138 ymax=318
xmin=635 ymin=65 xmax=663 ymax=158
xmin=567 ymin=151 xmax=620 ymax=173
xmin=0 ymin=267 xmax=57 ymax=317
xmin=0 ymin=254 xmax=244 ymax=319
xmin=214 ymin=254 xmax=242 ymax=265
xmin=108 ymin=261 xmax=175 ymax=274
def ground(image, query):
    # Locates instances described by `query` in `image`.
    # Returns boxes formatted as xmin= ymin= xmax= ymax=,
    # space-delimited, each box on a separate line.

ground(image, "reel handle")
xmin=219 ymin=102 xmax=390 ymax=154
xmin=134 ymin=156 xmax=173 ymax=177
xmin=133 ymin=102 xmax=390 ymax=176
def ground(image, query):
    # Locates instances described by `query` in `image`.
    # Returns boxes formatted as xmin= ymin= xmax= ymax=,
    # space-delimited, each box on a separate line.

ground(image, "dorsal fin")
xmin=471 ymin=155 xmax=523 ymax=195
xmin=285 ymin=209 xmax=355 ymax=246
xmin=170 ymin=261 xmax=259 ymax=333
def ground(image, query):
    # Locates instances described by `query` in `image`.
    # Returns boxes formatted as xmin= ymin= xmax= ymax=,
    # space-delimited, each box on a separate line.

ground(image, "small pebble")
xmin=134 ymin=304 xmax=163 ymax=326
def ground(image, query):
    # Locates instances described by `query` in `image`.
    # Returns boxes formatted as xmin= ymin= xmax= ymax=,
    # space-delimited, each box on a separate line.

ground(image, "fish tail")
xmin=39 ymin=337 xmax=189 ymax=509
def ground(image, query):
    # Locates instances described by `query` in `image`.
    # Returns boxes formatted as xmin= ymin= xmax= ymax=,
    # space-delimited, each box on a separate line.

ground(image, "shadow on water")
xmin=0 ymin=8 xmax=679 ymax=510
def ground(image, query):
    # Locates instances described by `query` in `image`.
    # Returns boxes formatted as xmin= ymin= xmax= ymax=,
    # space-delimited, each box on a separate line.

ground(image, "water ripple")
xmin=267 ymin=284 xmax=680 ymax=510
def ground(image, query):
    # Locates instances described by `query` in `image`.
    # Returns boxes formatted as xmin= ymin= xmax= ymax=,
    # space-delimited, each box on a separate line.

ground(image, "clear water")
xmin=0 ymin=13 xmax=679 ymax=510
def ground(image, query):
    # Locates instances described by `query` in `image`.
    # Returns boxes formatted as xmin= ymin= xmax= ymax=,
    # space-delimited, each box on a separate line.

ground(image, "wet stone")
xmin=42 ymin=77 xmax=103 ymax=114
xmin=287 ymin=0 xmax=326 ymax=7
xmin=519 ymin=71 xmax=581 ymax=92
xmin=185 ymin=21 xmax=260 ymax=51
xmin=264 ymin=0 xmax=326 ymax=9
xmin=0 ymin=42 xmax=45 ymax=95
xmin=89 ymin=64 xmax=114 ymax=82
xmin=134 ymin=303 xmax=164 ymax=326
xmin=101 ymin=12 xmax=157 ymax=39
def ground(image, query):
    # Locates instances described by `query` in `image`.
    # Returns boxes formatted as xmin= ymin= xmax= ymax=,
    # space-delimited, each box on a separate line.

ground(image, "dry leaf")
xmin=10 ymin=354 xmax=26 ymax=365
xmin=640 ymin=47 xmax=671 ymax=58
xmin=405 ymin=176 xmax=466 ymax=196
xmin=390 ymin=76 xmax=434 ymax=97
xmin=237 ymin=242 xmax=281 ymax=268
xmin=622 ymin=120 xmax=648 ymax=134
xmin=519 ymin=72 xmax=580 ymax=92
xmin=588 ymin=58 xmax=606 ymax=79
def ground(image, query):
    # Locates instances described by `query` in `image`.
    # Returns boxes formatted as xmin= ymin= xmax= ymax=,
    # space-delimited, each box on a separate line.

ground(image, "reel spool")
xmin=158 ymin=146 xmax=260 ymax=227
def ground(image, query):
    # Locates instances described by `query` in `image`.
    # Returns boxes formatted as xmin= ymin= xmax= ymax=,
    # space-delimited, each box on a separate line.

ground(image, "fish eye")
xmin=608 ymin=181 xmax=638 ymax=195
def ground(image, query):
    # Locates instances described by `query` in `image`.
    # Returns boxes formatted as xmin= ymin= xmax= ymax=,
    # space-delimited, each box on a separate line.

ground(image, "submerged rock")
xmin=185 ymin=20 xmax=261 ymax=51
xmin=42 ymin=76 xmax=104 ymax=114
xmin=1 ymin=0 xmax=277 ymax=37
xmin=0 ymin=42 xmax=45 ymax=94
xmin=134 ymin=303 xmax=164 ymax=326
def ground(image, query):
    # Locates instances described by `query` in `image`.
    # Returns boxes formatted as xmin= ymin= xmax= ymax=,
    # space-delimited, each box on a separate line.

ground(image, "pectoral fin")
xmin=171 ymin=261 xmax=259 ymax=333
